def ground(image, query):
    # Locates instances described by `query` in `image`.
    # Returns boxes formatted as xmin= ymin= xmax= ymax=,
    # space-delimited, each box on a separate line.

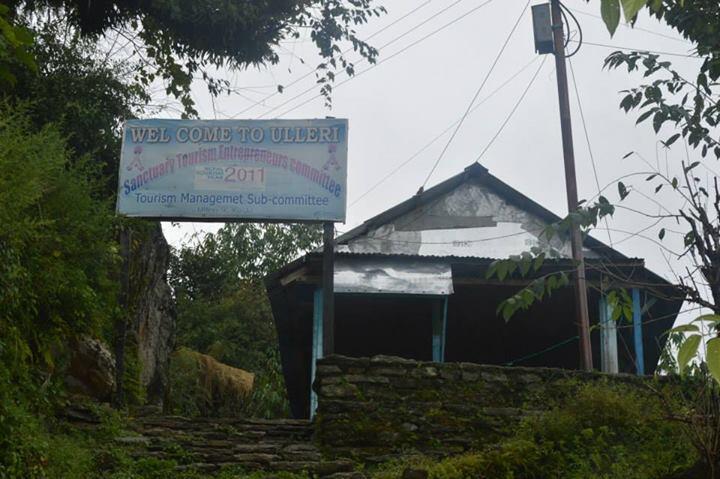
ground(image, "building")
xmin=265 ymin=163 xmax=684 ymax=418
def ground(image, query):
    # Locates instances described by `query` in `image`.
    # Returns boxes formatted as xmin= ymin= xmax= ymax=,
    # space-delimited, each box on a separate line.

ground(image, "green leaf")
xmin=620 ymin=0 xmax=647 ymax=22
xmin=601 ymin=0 xmax=622 ymax=36
xmin=692 ymin=314 xmax=720 ymax=325
xmin=669 ymin=324 xmax=700 ymax=334
xmin=636 ymin=109 xmax=654 ymax=124
xmin=678 ymin=334 xmax=701 ymax=375
xmin=664 ymin=133 xmax=681 ymax=147
xmin=684 ymin=161 xmax=700 ymax=173
xmin=618 ymin=181 xmax=629 ymax=200
xmin=706 ymin=338 xmax=720 ymax=385
xmin=658 ymin=228 xmax=665 ymax=240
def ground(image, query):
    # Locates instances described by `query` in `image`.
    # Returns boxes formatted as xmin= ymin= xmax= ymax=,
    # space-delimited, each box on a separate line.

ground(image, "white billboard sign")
xmin=117 ymin=119 xmax=348 ymax=222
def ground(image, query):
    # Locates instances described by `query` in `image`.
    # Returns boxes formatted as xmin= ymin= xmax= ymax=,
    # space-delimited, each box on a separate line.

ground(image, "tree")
xmin=169 ymin=223 xmax=322 ymax=417
xmin=6 ymin=0 xmax=386 ymax=115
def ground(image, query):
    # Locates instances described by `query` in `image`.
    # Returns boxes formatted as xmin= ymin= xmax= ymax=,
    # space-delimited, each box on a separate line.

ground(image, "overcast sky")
xmin=161 ymin=0 xmax=707 ymax=315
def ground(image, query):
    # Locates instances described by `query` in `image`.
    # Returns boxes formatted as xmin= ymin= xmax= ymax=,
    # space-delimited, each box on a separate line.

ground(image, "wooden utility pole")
xmin=550 ymin=0 xmax=593 ymax=371
xmin=322 ymin=222 xmax=335 ymax=355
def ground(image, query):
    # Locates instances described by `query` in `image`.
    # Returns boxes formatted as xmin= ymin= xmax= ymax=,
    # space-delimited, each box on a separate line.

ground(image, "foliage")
xmin=167 ymin=347 xmax=254 ymax=417
xmin=9 ymin=0 xmax=386 ymax=115
xmin=607 ymin=51 xmax=720 ymax=160
xmin=593 ymin=0 xmax=667 ymax=37
xmin=1 ymin=385 xmax=309 ymax=478
xmin=0 ymin=102 xmax=122 ymax=477
xmin=169 ymin=282 xmax=290 ymax=418
xmin=3 ymin=16 xmax=147 ymax=196
xmin=171 ymin=223 xmax=322 ymax=299
xmin=0 ymin=103 xmax=118 ymax=371
xmin=592 ymin=0 xmax=720 ymax=80
xmin=169 ymin=223 xmax=321 ymax=418
xmin=485 ymin=250 xmax=570 ymax=321
xmin=371 ymin=382 xmax=696 ymax=479
xmin=0 ymin=3 xmax=35 ymax=87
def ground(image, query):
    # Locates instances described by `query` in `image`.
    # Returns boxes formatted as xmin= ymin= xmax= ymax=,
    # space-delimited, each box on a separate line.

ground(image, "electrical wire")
xmin=254 ymin=0 xmax=483 ymax=119
xmin=349 ymin=56 xmax=541 ymax=207
xmin=476 ymin=56 xmax=548 ymax=161
xmin=568 ymin=57 xmax=613 ymax=247
xmin=504 ymin=305 xmax=703 ymax=367
xmin=568 ymin=7 xmax=692 ymax=45
xmin=419 ymin=0 xmax=531 ymax=192
xmin=267 ymin=0 xmax=498 ymax=119
xmin=559 ymin=1 xmax=583 ymax=58
xmin=353 ymin=228 xmax=542 ymax=246
xmin=573 ymin=40 xmax=699 ymax=58
xmin=229 ymin=0 xmax=437 ymax=118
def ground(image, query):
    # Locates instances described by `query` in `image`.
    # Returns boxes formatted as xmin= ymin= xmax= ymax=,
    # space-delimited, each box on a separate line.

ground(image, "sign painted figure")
xmin=323 ymin=144 xmax=341 ymax=172
xmin=127 ymin=145 xmax=146 ymax=172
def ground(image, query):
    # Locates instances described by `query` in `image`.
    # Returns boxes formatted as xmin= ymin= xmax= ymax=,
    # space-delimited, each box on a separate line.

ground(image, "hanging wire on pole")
xmin=419 ymin=0 xmax=532 ymax=192
xmin=267 ymin=0 xmax=499 ymax=119
xmin=568 ymin=57 xmax=613 ymax=247
xmin=476 ymin=56 xmax=548 ymax=161
xmin=229 ymin=0 xmax=437 ymax=118
xmin=349 ymin=56 xmax=540 ymax=207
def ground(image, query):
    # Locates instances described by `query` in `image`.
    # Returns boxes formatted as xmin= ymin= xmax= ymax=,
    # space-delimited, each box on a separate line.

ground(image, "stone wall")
xmin=314 ymin=355 xmax=655 ymax=461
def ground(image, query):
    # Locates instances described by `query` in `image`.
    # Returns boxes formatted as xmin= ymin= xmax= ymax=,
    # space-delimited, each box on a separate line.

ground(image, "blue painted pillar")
xmin=599 ymin=295 xmax=619 ymax=374
xmin=310 ymin=288 xmax=323 ymax=418
xmin=432 ymin=297 xmax=448 ymax=362
xmin=632 ymin=288 xmax=645 ymax=375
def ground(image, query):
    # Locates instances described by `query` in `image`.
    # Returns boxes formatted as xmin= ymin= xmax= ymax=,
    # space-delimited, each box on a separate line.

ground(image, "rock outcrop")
xmin=65 ymin=335 xmax=116 ymax=400
xmin=130 ymin=222 xmax=176 ymax=406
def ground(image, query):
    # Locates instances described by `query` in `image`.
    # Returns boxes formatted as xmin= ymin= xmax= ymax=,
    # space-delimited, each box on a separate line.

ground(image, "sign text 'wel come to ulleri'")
xmin=116 ymin=119 xmax=348 ymax=222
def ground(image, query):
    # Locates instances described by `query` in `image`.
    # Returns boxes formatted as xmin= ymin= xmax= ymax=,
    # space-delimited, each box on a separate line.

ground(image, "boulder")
xmin=65 ymin=336 xmax=115 ymax=400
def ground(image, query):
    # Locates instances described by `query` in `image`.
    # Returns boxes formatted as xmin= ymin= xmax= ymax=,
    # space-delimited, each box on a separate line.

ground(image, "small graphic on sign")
xmin=194 ymin=165 xmax=266 ymax=191
xmin=127 ymin=145 xmax=146 ymax=172
xmin=323 ymin=144 xmax=341 ymax=172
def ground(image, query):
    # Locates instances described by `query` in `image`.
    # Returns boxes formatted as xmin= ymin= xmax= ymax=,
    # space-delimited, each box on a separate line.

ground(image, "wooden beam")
xmin=279 ymin=266 xmax=310 ymax=286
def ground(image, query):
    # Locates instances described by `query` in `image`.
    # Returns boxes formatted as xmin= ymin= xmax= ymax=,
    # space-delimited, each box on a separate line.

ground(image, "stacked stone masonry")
xmin=129 ymin=416 xmax=354 ymax=476
xmin=314 ymin=355 xmax=656 ymax=462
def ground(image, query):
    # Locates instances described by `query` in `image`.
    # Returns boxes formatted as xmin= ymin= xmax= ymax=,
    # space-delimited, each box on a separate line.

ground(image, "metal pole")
xmin=550 ymin=0 xmax=593 ymax=371
xmin=322 ymin=222 xmax=335 ymax=355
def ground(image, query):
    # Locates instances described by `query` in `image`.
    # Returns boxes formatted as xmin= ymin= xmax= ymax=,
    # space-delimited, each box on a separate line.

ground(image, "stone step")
xmin=128 ymin=416 xmax=350 ymax=477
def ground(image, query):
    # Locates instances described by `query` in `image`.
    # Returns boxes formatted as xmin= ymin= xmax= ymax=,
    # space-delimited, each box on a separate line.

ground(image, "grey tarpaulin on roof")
xmin=334 ymin=257 xmax=453 ymax=295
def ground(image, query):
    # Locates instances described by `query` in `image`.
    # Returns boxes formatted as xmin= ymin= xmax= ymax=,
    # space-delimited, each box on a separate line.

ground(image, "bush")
xmin=0 ymin=104 xmax=118 ymax=478
xmin=371 ymin=381 xmax=697 ymax=479
xmin=167 ymin=347 xmax=253 ymax=417
xmin=169 ymin=281 xmax=290 ymax=418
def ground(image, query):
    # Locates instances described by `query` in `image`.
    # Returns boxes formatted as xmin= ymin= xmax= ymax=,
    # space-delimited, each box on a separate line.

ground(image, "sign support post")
xmin=322 ymin=222 xmax=335 ymax=355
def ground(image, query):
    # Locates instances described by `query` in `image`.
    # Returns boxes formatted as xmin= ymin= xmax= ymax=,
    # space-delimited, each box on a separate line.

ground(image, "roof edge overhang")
xmin=265 ymin=251 xmax=684 ymax=304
